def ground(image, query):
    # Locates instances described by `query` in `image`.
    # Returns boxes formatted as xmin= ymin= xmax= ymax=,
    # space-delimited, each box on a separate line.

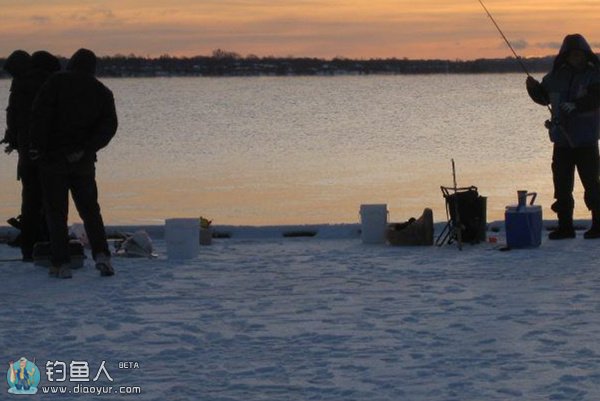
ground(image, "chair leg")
xmin=435 ymin=222 xmax=451 ymax=246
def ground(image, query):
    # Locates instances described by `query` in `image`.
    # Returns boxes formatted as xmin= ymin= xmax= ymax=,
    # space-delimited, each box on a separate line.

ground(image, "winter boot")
xmin=58 ymin=266 xmax=72 ymax=279
xmin=95 ymin=253 xmax=115 ymax=277
xmin=548 ymin=213 xmax=575 ymax=240
xmin=584 ymin=210 xmax=600 ymax=239
xmin=49 ymin=264 xmax=72 ymax=278
xmin=48 ymin=265 xmax=60 ymax=277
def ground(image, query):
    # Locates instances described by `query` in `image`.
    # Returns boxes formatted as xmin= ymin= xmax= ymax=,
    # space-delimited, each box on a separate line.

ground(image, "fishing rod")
xmin=477 ymin=0 xmax=531 ymax=77
xmin=451 ymin=159 xmax=463 ymax=251
xmin=476 ymin=0 xmax=575 ymax=147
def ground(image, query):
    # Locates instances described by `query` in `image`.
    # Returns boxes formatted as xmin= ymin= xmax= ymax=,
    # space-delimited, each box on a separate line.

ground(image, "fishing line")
xmin=476 ymin=0 xmax=574 ymax=146
xmin=476 ymin=0 xmax=531 ymax=76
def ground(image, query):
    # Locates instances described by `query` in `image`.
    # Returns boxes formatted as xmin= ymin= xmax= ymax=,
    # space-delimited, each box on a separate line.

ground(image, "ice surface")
xmin=1 ymin=223 xmax=599 ymax=400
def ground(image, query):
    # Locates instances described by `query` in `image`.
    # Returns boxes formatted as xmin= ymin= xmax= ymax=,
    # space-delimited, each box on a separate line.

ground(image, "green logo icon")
xmin=7 ymin=357 xmax=40 ymax=395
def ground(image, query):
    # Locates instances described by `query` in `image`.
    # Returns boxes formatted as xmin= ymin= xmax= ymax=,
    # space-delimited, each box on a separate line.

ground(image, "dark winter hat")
xmin=3 ymin=49 xmax=32 ymax=77
xmin=66 ymin=48 xmax=97 ymax=75
xmin=553 ymin=33 xmax=600 ymax=70
xmin=32 ymin=50 xmax=61 ymax=73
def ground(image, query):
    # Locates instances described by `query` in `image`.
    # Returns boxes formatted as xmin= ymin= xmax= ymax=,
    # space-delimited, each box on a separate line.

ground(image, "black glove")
xmin=2 ymin=131 xmax=16 ymax=154
xmin=526 ymin=76 xmax=541 ymax=91
xmin=560 ymin=102 xmax=577 ymax=114
xmin=66 ymin=150 xmax=85 ymax=163
xmin=29 ymin=149 xmax=41 ymax=161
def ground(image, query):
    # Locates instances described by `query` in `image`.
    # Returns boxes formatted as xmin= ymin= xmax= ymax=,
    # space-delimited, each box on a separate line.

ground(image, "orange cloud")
xmin=0 ymin=0 xmax=599 ymax=59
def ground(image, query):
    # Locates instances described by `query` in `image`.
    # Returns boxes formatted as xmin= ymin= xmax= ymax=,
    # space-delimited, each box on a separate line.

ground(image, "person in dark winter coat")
xmin=2 ymin=50 xmax=32 ymax=255
xmin=526 ymin=34 xmax=600 ymax=240
xmin=2 ymin=50 xmax=32 ymax=154
xmin=2 ymin=50 xmax=60 ymax=260
xmin=30 ymin=48 xmax=118 ymax=278
xmin=20 ymin=51 xmax=61 ymax=260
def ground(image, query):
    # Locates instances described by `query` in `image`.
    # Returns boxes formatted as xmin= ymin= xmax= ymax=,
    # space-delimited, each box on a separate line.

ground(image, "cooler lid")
xmin=505 ymin=205 xmax=542 ymax=212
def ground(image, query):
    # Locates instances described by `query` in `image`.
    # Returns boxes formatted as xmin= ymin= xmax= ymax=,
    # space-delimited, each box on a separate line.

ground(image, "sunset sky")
xmin=1 ymin=0 xmax=599 ymax=60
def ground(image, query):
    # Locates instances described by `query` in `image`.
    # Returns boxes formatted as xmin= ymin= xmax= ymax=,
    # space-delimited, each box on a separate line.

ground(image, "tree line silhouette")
xmin=0 ymin=49 xmax=561 ymax=78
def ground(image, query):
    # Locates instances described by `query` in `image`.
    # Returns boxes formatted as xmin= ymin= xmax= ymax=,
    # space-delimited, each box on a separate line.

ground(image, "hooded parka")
xmin=2 ymin=50 xmax=33 ymax=152
xmin=526 ymin=34 xmax=600 ymax=238
xmin=527 ymin=34 xmax=600 ymax=147
xmin=31 ymin=48 xmax=117 ymax=163
xmin=30 ymin=48 xmax=117 ymax=270
xmin=3 ymin=49 xmax=60 ymax=260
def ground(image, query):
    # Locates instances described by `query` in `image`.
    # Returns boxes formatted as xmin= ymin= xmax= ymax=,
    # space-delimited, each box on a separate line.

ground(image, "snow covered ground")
xmin=1 ymin=222 xmax=600 ymax=400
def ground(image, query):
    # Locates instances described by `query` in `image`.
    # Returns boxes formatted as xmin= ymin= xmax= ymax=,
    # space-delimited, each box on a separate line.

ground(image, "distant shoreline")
xmin=0 ymin=54 xmax=563 ymax=78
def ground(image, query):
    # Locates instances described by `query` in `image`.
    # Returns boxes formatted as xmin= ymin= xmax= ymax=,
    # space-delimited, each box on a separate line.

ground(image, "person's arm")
xmin=29 ymin=77 xmax=58 ymax=158
xmin=3 ymin=86 xmax=29 ymax=152
xmin=574 ymin=82 xmax=600 ymax=112
xmin=87 ymin=88 xmax=118 ymax=153
xmin=2 ymin=94 xmax=18 ymax=153
xmin=526 ymin=76 xmax=550 ymax=106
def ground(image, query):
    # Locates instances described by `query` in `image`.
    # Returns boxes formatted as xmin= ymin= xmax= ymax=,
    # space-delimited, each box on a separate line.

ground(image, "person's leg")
xmin=19 ymin=158 xmax=41 ymax=261
xmin=550 ymin=145 xmax=576 ymax=239
xmin=40 ymin=160 xmax=71 ymax=273
xmin=575 ymin=144 xmax=600 ymax=238
xmin=69 ymin=165 xmax=113 ymax=276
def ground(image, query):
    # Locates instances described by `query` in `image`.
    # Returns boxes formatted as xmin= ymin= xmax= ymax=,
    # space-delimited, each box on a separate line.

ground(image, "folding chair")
xmin=436 ymin=185 xmax=486 ymax=248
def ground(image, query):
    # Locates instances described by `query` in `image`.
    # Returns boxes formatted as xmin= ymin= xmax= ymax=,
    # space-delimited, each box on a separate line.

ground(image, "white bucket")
xmin=165 ymin=218 xmax=200 ymax=259
xmin=360 ymin=204 xmax=388 ymax=244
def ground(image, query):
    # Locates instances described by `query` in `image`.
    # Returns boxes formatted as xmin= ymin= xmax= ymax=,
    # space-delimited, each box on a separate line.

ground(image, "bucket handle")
xmin=358 ymin=209 xmax=389 ymax=221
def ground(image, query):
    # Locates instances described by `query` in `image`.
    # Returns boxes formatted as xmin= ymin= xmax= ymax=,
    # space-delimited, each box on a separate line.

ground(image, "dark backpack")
xmin=442 ymin=186 xmax=487 ymax=243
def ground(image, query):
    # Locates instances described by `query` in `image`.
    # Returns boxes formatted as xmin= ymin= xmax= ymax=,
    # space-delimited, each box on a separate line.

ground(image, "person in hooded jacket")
xmin=20 ymin=51 xmax=61 ymax=260
xmin=30 ymin=48 xmax=118 ymax=278
xmin=2 ymin=50 xmax=32 ymax=253
xmin=2 ymin=50 xmax=60 ymax=261
xmin=527 ymin=34 xmax=600 ymax=240
xmin=2 ymin=50 xmax=31 ymax=155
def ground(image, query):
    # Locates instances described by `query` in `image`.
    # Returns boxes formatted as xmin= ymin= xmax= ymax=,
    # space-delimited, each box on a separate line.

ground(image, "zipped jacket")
xmin=543 ymin=65 xmax=600 ymax=147
xmin=30 ymin=49 xmax=117 ymax=163
xmin=527 ymin=34 xmax=600 ymax=147
xmin=3 ymin=50 xmax=32 ymax=150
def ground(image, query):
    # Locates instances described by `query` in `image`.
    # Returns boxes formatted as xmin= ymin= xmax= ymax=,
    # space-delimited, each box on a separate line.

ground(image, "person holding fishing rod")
xmin=526 ymin=34 xmax=600 ymax=240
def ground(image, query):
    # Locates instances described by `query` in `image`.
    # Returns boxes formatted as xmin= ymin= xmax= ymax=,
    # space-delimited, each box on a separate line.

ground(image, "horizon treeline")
xmin=0 ymin=49 xmax=568 ymax=77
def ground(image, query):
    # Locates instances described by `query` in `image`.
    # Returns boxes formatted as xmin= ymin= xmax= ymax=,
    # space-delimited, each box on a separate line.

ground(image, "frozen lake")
xmin=1 ymin=225 xmax=599 ymax=400
xmin=0 ymin=74 xmax=573 ymax=225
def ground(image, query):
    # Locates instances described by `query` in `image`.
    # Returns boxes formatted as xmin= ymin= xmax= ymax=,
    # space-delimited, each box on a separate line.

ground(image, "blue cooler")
xmin=505 ymin=205 xmax=543 ymax=248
